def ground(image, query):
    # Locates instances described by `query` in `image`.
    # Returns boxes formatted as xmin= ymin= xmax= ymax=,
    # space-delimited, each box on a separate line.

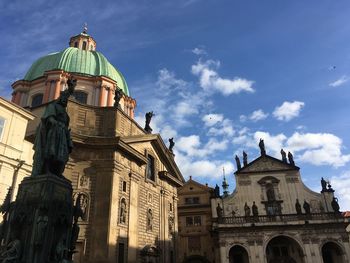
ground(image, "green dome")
xmin=24 ymin=47 xmax=129 ymax=96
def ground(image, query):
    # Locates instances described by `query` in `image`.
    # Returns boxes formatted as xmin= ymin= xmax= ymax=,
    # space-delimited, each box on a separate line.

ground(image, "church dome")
xmin=24 ymin=47 xmax=129 ymax=96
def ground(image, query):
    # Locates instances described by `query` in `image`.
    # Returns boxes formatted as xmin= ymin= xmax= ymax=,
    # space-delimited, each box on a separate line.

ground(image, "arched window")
xmin=74 ymin=42 xmax=78 ymax=48
xmin=266 ymin=183 xmax=276 ymax=201
xmin=73 ymin=91 xmax=88 ymax=104
xmin=82 ymin=41 xmax=87 ymax=50
xmin=31 ymin=93 xmax=43 ymax=107
xmin=146 ymin=155 xmax=155 ymax=181
xmin=0 ymin=117 xmax=5 ymax=141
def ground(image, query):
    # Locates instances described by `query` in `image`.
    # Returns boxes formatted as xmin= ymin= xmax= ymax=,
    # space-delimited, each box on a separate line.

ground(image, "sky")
xmin=1 ymin=0 xmax=350 ymax=210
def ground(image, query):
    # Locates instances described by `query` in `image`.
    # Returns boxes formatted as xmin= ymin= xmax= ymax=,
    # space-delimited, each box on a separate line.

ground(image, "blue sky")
xmin=1 ymin=0 xmax=350 ymax=209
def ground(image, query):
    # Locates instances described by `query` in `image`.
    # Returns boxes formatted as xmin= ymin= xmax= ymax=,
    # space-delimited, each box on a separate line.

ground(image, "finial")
xmin=222 ymin=167 xmax=229 ymax=197
xmin=83 ymin=22 xmax=88 ymax=34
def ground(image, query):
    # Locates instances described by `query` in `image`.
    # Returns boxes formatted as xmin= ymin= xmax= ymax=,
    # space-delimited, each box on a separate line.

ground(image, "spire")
xmin=83 ymin=22 xmax=88 ymax=34
xmin=222 ymin=167 xmax=229 ymax=197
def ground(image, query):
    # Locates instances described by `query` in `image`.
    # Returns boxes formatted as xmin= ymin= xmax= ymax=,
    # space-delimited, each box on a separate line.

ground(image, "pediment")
xmin=178 ymin=178 xmax=214 ymax=194
xmin=236 ymin=155 xmax=299 ymax=174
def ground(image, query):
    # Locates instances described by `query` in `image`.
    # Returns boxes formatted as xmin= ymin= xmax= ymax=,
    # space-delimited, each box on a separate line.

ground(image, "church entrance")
xmin=266 ymin=236 xmax=304 ymax=263
xmin=321 ymin=242 xmax=345 ymax=263
xmin=229 ymin=245 xmax=249 ymax=263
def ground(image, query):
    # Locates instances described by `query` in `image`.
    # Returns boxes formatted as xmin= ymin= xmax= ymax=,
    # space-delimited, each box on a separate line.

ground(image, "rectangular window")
xmin=122 ymin=181 xmax=127 ymax=192
xmin=185 ymin=197 xmax=200 ymax=204
xmin=186 ymin=217 xmax=193 ymax=226
xmin=146 ymin=155 xmax=155 ymax=181
xmin=193 ymin=216 xmax=201 ymax=226
xmin=0 ymin=117 xmax=5 ymax=141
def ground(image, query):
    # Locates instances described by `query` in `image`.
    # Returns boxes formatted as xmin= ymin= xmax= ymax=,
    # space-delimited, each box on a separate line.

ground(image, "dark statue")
xmin=327 ymin=182 xmax=334 ymax=192
xmin=244 ymin=202 xmax=251 ymax=217
xmin=303 ymin=200 xmax=311 ymax=214
xmin=144 ymin=111 xmax=154 ymax=133
xmin=288 ymin=152 xmax=295 ymax=166
xmin=235 ymin=155 xmax=241 ymax=170
xmin=321 ymin=177 xmax=327 ymax=192
xmin=69 ymin=194 xmax=84 ymax=257
xmin=252 ymin=201 xmax=258 ymax=217
xmin=280 ymin=149 xmax=287 ymax=163
xmin=113 ymin=88 xmax=123 ymax=108
xmin=0 ymin=238 xmax=21 ymax=263
xmin=147 ymin=209 xmax=153 ymax=231
xmin=168 ymin=138 xmax=175 ymax=152
xmin=243 ymin=151 xmax=248 ymax=166
xmin=216 ymin=204 xmax=223 ymax=219
xmin=295 ymin=199 xmax=302 ymax=215
xmin=214 ymin=184 xmax=220 ymax=198
xmin=31 ymin=78 xmax=76 ymax=177
xmin=331 ymin=197 xmax=340 ymax=213
xmin=259 ymin=139 xmax=266 ymax=156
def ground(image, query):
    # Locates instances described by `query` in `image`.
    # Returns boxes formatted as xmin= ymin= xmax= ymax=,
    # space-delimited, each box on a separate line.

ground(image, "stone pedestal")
xmin=2 ymin=174 xmax=74 ymax=263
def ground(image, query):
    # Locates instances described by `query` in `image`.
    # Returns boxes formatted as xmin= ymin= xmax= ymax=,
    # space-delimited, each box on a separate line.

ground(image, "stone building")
xmin=10 ymin=28 xmax=185 ymax=263
xmin=211 ymin=143 xmax=350 ymax=263
xmin=0 ymin=97 xmax=34 ymax=204
xmin=177 ymin=177 xmax=216 ymax=263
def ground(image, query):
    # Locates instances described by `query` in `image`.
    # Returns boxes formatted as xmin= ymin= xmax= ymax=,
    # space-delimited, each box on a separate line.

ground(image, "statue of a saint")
xmin=252 ymin=201 xmax=258 ymax=217
xmin=214 ymin=184 xmax=220 ymax=198
xmin=168 ymin=138 xmax=175 ymax=152
xmin=331 ymin=197 xmax=340 ymax=213
xmin=34 ymin=212 xmax=48 ymax=247
xmin=31 ymin=78 xmax=76 ymax=177
xmin=113 ymin=88 xmax=123 ymax=108
xmin=321 ymin=177 xmax=327 ymax=192
xmin=288 ymin=152 xmax=295 ymax=166
xmin=235 ymin=155 xmax=241 ymax=170
xmin=280 ymin=149 xmax=287 ymax=163
xmin=144 ymin=111 xmax=154 ymax=133
xmin=303 ymin=200 xmax=311 ymax=214
xmin=147 ymin=209 xmax=153 ymax=231
xmin=216 ymin=204 xmax=223 ymax=219
xmin=259 ymin=139 xmax=266 ymax=156
xmin=120 ymin=200 xmax=127 ymax=223
xmin=295 ymin=199 xmax=302 ymax=215
xmin=243 ymin=151 xmax=248 ymax=166
xmin=244 ymin=202 xmax=251 ymax=217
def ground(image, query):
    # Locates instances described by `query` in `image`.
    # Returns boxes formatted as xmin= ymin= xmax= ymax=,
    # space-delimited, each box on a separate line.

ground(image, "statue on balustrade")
xmin=168 ymin=138 xmax=175 ymax=153
xmin=259 ymin=139 xmax=266 ymax=156
xmin=31 ymin=78 xmax=76 ymax=177
xmin=288 ymin=152 xmax=295 ymax=166
xmin=280 ymin=149 xmax=287 ymax=163
xmin=295 ymin=199 xmax=302 ymax=215
xmin=144 ymin=111 xmax=154 ymax=133
xmin=252 ymin=201 xmax=258 ymax=217
xmin=303 ymin=200 xmax=311 ymax=215
xmin=244 ymin=203 xmax=251 ymax=217
xmin=321 ymin=177 xmax=327 ymax=192
xmin=113 ymin=88 xmax=123 ymax=108
xmin=331 ymin=197 xmax=340 ymax=213
xmin=216 ymin=204 xmax=223 ymax=219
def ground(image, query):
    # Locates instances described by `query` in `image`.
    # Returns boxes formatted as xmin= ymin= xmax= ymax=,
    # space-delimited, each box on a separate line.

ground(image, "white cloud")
xmin=156 ymin=68 xmax=188 ymax=95
xmin=208 ymin=119 xmax=235 ymax=137
xmin=249 ymin=109 xmax=269 ymax=122
xmin=287 ymin=132 xmax=350 ymax=167
xmin=202 ymin=113 xmax=224 ymax=126
xmin=329 ymin=75 xmax=349 ymax=87
xmin=330 ymin=171 xmax=350 ymax=210
xmin=239 ymin=115 xmax=247 ymax=122
xmin=191 ymin=59 xmax=255 ymax=95
xmin=192 ymin=47 xmax=207 ymax=56
xmin=273 ymin=101 xmax=305 ymax=121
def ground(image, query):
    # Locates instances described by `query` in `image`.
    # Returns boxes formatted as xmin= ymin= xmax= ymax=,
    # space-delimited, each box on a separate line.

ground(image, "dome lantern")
xmin=69 ymin=23 xmax=96 ymax=51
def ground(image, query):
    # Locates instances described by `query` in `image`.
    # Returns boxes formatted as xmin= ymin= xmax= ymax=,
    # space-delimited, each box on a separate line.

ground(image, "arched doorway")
xmin=266 ymin=236 xmax=304 ymax=263
xmin=183 ymin=255 xmax=210 ymax=263
xmin=321 ymin=242 xmax=345 ymax=263
xmin=229 ymin=245 xmax=249 ymax=263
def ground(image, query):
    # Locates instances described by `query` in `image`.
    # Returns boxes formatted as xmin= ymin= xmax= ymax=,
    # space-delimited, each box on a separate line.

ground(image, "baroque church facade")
xmin=211 ymin=143 xmax=350 ymax=263
xmin=9 ymin=28 xmax=185 ymax=263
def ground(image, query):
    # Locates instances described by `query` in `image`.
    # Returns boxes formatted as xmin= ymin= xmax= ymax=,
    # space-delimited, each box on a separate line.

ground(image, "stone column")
xmin=54 ymin=79 xmax=62 ymax=99
xmin=14 ymin=91 xmax=22 ymax=105
xmin=107 ymin=87 xmax=114 ymax=107
xmin=219 ymin=241 xmax=227 ymax=263
xmin=99 ymin=85 xmax=108 ymax=106
xmin=128 ymin=172 xmax=141 ymax=263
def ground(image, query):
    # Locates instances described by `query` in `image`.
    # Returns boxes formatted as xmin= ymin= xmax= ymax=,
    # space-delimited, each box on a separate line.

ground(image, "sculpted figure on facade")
xmin=288 ymin=152 xmax=295 ymax=166
xmin=303 ymin=200 xmax=311 ymax=214
xmin=113 ymin=88 xmax=123 ymax=108
xmin=147 ymin=209 xmax=153 ymax=231
xmin=243 ymin=151 xmax=248 ymax=166
xmin=331 ymin=197 xmax=340 ymax=213
xmin=120 ymin=199 xmax=127 ymax=224
xmin=31 ymin=78 xmax=76 ymax=177
xmin=321 ymin=177 xmax=327 ymax=192
xmin=235 ymin=155 xmax=241 ymax=170
xmin=168 ymin=138 xmax=175 ymax=153
xmin=216 ymin=204 xmax=223 ymax=219
xmin=144 ymin=111 xmax=154 ymax=133
xmin=295 ymin=199 xmax=302 ymax=215
xmin=244 ymin=202 xmax=251 ymax=217
xmin=259 ymin=139 xmax=266 ymax=156
xmin=252 ymin=201 xmax=258 ymax=217
xmin=280 ymin=149 xmax=287 ymax=163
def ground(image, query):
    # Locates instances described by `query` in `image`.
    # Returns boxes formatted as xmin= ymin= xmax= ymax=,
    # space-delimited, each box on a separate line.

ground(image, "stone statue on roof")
xmin=288 ymin=152 xmax=295 ymax=166
xmin=144 ymin=111 xmax=154 ymax=133
xmin=280 ymin=149 xmax=287 ymax=163
xmin=235 ymin=155 xmax=241 ymax=170
xmin=259 ymin=139 xmax=266 ymax=156
xmin=243 ymin=151 xmax=248 ymax=166
xmin=169 ymin=138 xmax=175 ymax=152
